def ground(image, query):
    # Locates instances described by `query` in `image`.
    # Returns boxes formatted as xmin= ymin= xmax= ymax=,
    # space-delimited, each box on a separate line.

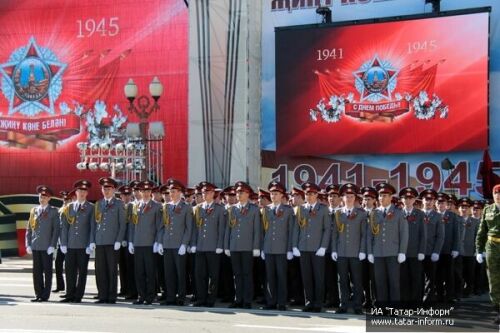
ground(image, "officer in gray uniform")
xmin=331 ymin=183 xmax=367 ymax=314
xmin=367 ymin=182 xmax=408 ymax=309
xmin=117 ymin=185 xmax=137 ymax=300
xmin=399 ymin=187 xmax=426 ymax=307
xmin=59 ymin=180 xmax=94 ymax=303
xmin=224 ymin=181 xmax=261 ymax=309
xmin=361 ymin=186 xmax=378 ymax=309
xmin=435 ymin=192 xmax=460 ymax=303
xmin=92 ymin=177 xmax=126 ymax=304
xmin=26 ymin=185 xmax=60 ymax=302
xmin=191 ymin=181 xmax=226 ymax=307
xmin=260 ymin=181 xmax=294 ymax=311
xmin=157 ymin=178 xmax=193 ymax=306
xmin=128 ymin=180 xmax=162 ymax=305
xmin=419 ymin=189 xmax=444 ymax=304
xmin=324 ymin=184 xmax=341 ymax=309
xmin=457 ymin=197 xmax=478 ymax=297
xmin=292 ymin=182 xmax=331 ymax=313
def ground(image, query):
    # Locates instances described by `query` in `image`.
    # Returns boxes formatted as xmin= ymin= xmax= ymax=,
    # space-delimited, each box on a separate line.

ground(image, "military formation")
xmin=25 ymin=178 xmax=500 ymax=323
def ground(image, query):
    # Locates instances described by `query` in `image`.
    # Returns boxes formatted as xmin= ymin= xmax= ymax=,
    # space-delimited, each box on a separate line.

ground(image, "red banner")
xmin=275 ymin=12 xmax=489 ymax=155
xmin=0 ymin=114 xmax=80 ymax=139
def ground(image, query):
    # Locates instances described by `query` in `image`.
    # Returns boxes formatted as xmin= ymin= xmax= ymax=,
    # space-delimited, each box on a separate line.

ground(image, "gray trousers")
xmin=374 ymin=256 xmax=400 ymax=306
xmin=338 ymin=257 xmax=363 ymax=310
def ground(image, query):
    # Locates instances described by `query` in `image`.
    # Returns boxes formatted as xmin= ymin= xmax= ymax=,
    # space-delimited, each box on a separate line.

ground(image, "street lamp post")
xmin=124 ymin=77 xmax=164 ymax=180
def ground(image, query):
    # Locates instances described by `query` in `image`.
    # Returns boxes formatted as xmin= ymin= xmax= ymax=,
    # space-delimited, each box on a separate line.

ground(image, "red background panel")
xmin=0 ymin=0 xmax=188 ymax=200
xmin=276 ymin=13 xmax=489 ymax=156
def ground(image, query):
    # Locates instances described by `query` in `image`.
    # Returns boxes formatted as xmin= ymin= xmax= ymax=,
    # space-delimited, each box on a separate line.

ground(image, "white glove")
xmin=331 ymin=252 xmax=338 ymax=261
xmin=417 ymin=253 xmax=425 ymax=261
xmin=47 ymin=246 xmax=55 ymax=255
xmin=215 ymin=248 xmax=223 ymax=254
xmin=85 ymin=247 xmax=91 ymax=255
xmin=178 ymin=244 xmax=186 ymax=256
xmin=128 ymin=242 xmax=135 ymax=255
xmin=368 ymin=254 xmax=374 ymax=264
xmin=476 ymin=253 xmax=483 ymax=264
xmin=89 ymin=243 xmax=96 ymax=251
xmin=26 ymin=246 xmax=32 ymax=255
xmin=260 ymin=251 xmax=265 ymax=260
xmin=253 ymin=249 xmax=261 ymax=257
xmin=451 ymin=251 xmax=459 ymax=259
xmin=114 ymin=242 xmax=121 ymax=251
xmin=292 ymin=247 xmax=301 ymax=257
xmin=60 ymin=246 xmax=67 ymax=254
xmin=431 ymin=253 xmax=439 ymax=262
xmin=121 ymin=241 xmax=128 ymax=247
xmin=287 ymin=251 xmax=293 ymax=260
xmin=315 ymin=247 xmax=326 ymax=257
xmin=225 ymin=249 xmax=231 ymax=257
xmin=359 ymin=252 xmax=366 ymax=261
xmin=397 ymin=253 xmax=406 ymax=263
xmin=157 ymin=243 xmax=164 ymax=255
xmin=186 ymin=246 xmax=192 ymax=254
xmin=191 ymin=246 xmax=197 ymax=254
xmin=153 ymin=242 xmax=159 ymax=253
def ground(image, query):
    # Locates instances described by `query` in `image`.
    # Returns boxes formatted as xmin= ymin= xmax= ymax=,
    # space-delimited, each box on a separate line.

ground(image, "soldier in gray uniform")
xmin=59 ymin=180 xmax=94 ymax=303
xmin=191 ymin=181 xmax=226 ymax=307
xmin=292 ymin=182 xmax=331 ymax=313
xmin=457 ymin=197 xmax=478 ymax=297
xmin=367 ymin=182 xmax=408 ymax=309
xmin=157 ymin=178 xmax=193 ymax=306
xmin=118 ymin=185 xmax=137 ymax=300
xmin=260 ymin=181 xmax=294 ymax=311
xmin=53 ymin=190 xmax=73 ymax=294
xmin=324 ymin=184 xmax=341 ymax=309
xmin=419 ymin=189 xmax=444 ymax=304
xmin=92 ymin=177 xmax=126 ymax=304
xmin=399 ymin=187 xmax=426 ymax=307
xmin=224 ymin=181 xmax=261 ymax=309
xmin=128 ymin=180 xmax=163 ymax=305
xmin=331 ymin=183 xmax=367 ymax=314
xmin=25 ymin=185 xmax=60 ymax=302
xmin=361 ymin=186 xmax=378 ymax=309
xmin=435 ymin=192 xmax=460 ymax=303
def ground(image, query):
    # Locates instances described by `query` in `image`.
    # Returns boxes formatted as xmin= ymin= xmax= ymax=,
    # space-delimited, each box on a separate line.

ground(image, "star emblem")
xmin=353 ymin=55 xmax=398 ymax=102
xmin=0 ymin=37 xmax=66 ymax=116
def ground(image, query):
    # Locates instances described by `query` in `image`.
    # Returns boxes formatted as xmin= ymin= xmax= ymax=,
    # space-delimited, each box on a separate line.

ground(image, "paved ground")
xmin=0 ymin=257 xmax=497 ymax=333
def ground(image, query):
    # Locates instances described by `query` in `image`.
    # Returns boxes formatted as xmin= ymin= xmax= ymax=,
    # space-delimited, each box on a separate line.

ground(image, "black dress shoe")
xmin=176 ymin=299 xmax=185 ymax=306
xmin=312 ymin=307 xmax=322 ymax=313
xmin=72 ymin=299 xmax=82 ymax=303
xmin=125 ymin=295 xmax=138 ymax=300
xmin=60 ymin=298 xmax=73 ymax=303
xmin=31 ymin=298 xmax=41 ymax=302
xmin=261 ymin=304 xmax=277 ymax=310
xmin=107 ymin=300 xmax=116 ymax=304
xmin=94 ymin=300 xmax=106 ymax=304
xmin=93 ymin=295 xmax=99 ymax=299
xmin=133 ymin=300 xmax=144 ymax=305
xmin=336 ymin=308 xmax=347 ymax=314
xmin=59 ymin=294 xmax=68 ymax=298
xmin=145 ymin=300 xmax=153 ymax=305
xmin=229 ymin=302 xmax=242 ymax=308
xmin=206 ymin=302 xmax=215 ymax=308
xmin=242 ymin=303 xmax=251 ymax=309
xmin=161 ymin=300 xmax=176 ymax=306
xmin=354 ymin=309 xmax=363 ymax=315
xmin=302 ymin=306 xmax=314 ymax=312
xmin=39 ymin=298 xmax=49 ymax=302
xmin=277 ymin=305 xmax=287 ymax=311
xmin=52 ymin=289 xmax=62 ymax=293
xmin=193 ymin=301 xmax=206 ymax=307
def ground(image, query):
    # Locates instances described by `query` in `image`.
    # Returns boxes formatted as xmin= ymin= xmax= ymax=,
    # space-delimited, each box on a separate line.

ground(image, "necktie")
xmin=274 ymin=206 xmax=278 ymax=215
xmin=383 ymin=208 xmax=387 ymax=218
xmin=347 ymin=209 xmax=351 ymax=217
xmin=76 ymin=204 xmax=80 ymax=212
xmin=308 ymin=205 xmax=312 ymax=213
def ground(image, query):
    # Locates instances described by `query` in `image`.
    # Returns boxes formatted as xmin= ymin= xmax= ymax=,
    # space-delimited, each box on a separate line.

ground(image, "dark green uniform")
xmin=476 ymin=203 xmax=500 ymax=316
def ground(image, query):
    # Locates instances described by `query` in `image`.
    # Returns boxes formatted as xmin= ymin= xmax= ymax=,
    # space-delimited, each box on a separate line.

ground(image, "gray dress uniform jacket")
xmin=60 ymin=201 xmax=95 ymax=249
xmin=460 ymin=216 xmax=479 ymax=257
xmin=123 ymin=202 xmax=134 ymax=242
xmin=129 ymin=200 xmax=163 ymax=247
xmin=438 ymin=210 xmax=459 ymax=254
xmin=422 ymin=209 xmax=445 ymax=255
xmin=331 ymin=207 xmax=367 ymax=257
xmin=224 ymin=202 xmax=261 ymax=251
xmin=191 ymin=202 xmax=226 ymax=252
xmin=292 ymin=202 xmax=331 ymax=252
xmin=94 ymin=197 xmax=126 ymax=246
xmin=367 ymin=205 xmax=409 ymax=257
xmin=26 ymin=205 xmax=60 ymax=251
xmin=261 ymin=204 xmax=294 ymax=254
xmin=158 ymin=200 xmax=193 ymax=249
xmin=403 ymin=208 xmax=427 ymax=258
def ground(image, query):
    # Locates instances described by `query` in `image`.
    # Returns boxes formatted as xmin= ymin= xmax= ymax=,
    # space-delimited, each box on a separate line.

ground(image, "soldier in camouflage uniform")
xmin=476 ymin=184 xmax=500 ymax=324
